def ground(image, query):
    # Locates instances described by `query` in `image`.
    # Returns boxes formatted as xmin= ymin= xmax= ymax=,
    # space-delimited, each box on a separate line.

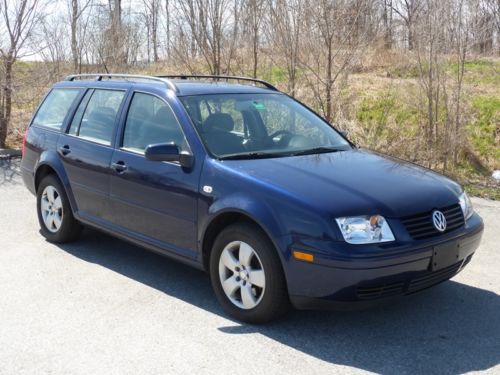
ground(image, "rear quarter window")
xmin=32 ymin=88 xmax=81 ymax=131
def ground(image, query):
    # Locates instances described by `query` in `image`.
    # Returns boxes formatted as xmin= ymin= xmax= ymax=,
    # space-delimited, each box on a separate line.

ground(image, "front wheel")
xmin=37 ymin=174 xmax=81 ymax=243
xmin=210 ymin=222 xmax=289 ymax=323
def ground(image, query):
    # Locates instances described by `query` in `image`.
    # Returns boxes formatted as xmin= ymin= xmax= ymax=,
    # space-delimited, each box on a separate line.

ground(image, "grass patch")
xmin=468 ymin=95 xmax=500 ymax=168
xmin=386 ymin=64 xmax=420 ymax=79
xmin=356 ymin=93 xmax=419 ymax=138
xmin=447 ymin=58 xmax=500 ymax=85
xmin=260 ymin=65 xmax=290 ymax=84
xmin=463 ymin=182 xmax=500 ymax=200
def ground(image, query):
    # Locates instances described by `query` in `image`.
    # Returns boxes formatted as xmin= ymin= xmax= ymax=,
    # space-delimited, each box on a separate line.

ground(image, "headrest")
xmin=203 ymin=113 xmax=234 ymax=132
xmin=88 ymin=107 xmax=115 ymax=123
xmin=153 ymin=106 xmax=176 ymax=124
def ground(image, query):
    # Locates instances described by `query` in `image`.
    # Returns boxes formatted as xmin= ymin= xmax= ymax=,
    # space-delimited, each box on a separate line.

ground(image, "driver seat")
xmin=203 ymin=113 xmax=244 ymax=155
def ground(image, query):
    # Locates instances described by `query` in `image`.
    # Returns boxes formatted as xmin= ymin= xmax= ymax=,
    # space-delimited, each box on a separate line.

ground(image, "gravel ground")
xmin=0 ymin=159 xmax=499 ymax=375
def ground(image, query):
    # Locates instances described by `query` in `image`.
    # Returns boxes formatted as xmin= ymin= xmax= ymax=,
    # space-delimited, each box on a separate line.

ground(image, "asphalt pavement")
xmin=0 ymin=158 xmax=499 ymax=375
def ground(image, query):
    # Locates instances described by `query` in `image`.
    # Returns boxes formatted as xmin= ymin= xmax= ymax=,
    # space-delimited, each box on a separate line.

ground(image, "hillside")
xmin=7 ymin=53 xmax=500 ymax=199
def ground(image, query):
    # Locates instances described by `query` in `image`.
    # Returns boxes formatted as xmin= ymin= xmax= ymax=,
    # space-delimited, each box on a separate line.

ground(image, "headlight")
xmin=459 ymin=191 xmax=474 ymax=220
xmin=335 ymin=215 xmax=395 ymax=244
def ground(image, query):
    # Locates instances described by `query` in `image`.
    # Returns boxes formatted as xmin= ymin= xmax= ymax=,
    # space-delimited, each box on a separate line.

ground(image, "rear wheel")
xmin=37 ymin=174 xmax=81 ymax=243
xmin=210 ymin=222 xmax=289 ymax=323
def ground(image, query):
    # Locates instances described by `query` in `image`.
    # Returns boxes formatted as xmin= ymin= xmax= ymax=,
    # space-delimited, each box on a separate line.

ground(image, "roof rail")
xmin=157 ymin=75 xmax=279 ymax=91
xmin=64 ymin=74 xmax=177 ymax=92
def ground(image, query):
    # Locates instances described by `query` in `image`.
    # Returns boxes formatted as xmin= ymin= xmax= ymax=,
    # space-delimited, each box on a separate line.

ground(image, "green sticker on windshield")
xmin=253 ymin=102 xmax=266 ymax=110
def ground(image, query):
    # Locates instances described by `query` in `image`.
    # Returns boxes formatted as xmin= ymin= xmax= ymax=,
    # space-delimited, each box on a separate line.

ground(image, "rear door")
xmin=109 ymin=91 xmax=200 ymax=257
xmin=58 ymin=88 xmax=127 ymax=221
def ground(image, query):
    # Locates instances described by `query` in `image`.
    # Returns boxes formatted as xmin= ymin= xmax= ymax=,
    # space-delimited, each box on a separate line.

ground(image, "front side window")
xmin=180 ymin=93 xmax=350 ymax=159
xmin=32 ymin=88 xmax=81 ymax=131
xmin=122 ymin=92 xmax=187 ymax=153
xmin=73 ymin=89 xmax=126 ymax=145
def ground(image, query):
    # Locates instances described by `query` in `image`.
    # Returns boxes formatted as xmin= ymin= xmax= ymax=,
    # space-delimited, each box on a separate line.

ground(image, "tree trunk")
xmin=71 ymin=0 xmax=79 ymax=72
xmin=383 ymin=0 xmax=393 ymax=49
xmin=408 ymin=23 xmax=414 ymax=50
xmin=165 ymin=0 xmax=170 ymax=58
xmin=325 ymin=39 xmax=333 ymax=122
xmin=152 ymin=20 xmax=158 ymax=63
xmin=0 ymin=60 xmax=13 ymax=148
xmin=252 ymin=25 xmax=258 ymax=78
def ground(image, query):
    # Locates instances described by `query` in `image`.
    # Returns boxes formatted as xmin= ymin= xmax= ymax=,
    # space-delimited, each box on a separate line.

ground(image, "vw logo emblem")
xmin=432 ymin=210 xmax=447 ymax=232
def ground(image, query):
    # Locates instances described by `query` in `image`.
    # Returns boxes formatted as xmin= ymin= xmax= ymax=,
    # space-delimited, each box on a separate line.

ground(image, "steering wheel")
xmin=269 ymin=130 xmax=294 ymax=139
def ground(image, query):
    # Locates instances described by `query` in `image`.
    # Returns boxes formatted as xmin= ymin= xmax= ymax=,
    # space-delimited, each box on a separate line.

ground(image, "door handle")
xmin=111 ymin=161 xmax=127 ymax=173
xmin=59 ymin=145 xmax=71 ymax=156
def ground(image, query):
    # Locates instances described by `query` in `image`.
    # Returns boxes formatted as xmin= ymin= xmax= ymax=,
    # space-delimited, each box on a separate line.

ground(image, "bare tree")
xmin=142 ymin=0 xmax=161 ymax=62
xmin=447 ymin=0 xmax=470 ymax=167
xmin=268 ymin=0 xmax=303 ymax=95
xmin=392 ymin=0 xmax=422 ymax=50
xmin=175 ymin=0 xmax=234 ymax=74
xmin=69 ymin=0 xmax=93 ymax=72
xmin=242 ymin=0 xmax=265 ymax=77
xmin=414 ymin=0 xmax=446 ymax=163
xmin=0 ymin=0 xmax=43 ymax=148
xmin=301 ymin=0 xmax=369 ymax=122
xmin=107 ymin=0 xmax=125 ymax=64
xmin=382 ymin=0 xmax=394 ymax=48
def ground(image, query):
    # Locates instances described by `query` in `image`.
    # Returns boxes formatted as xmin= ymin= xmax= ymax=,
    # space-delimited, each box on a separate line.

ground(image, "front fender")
xmin=198 ymin=192 xmax=292 ymax=276
xmin=201 ymin=191 xmax=285 ymax=243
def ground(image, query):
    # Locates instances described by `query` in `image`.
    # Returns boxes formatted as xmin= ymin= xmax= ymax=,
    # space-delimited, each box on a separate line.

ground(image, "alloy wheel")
xmin=218 ymin=241 xmax=266 ymax=310
xmin=40 ymin=185 xmax=63 ymax=233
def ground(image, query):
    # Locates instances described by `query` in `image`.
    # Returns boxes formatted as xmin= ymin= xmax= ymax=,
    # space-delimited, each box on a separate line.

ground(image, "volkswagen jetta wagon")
xmin=21 ymin=74 xmax=484 ymax=323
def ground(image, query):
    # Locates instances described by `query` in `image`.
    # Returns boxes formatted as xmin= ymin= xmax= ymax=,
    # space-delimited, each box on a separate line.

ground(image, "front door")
xmin=109 ymin=92 xmax=199 ymax=258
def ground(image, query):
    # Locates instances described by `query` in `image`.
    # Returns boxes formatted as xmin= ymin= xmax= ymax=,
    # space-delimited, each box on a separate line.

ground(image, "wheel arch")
xmin=34 ymin=152 xmax=78 ymax=214
xmin=200 ymin=207 xmax=287 ymax=274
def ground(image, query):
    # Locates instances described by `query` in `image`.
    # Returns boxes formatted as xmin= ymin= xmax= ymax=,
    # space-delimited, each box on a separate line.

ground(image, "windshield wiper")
xmin=219 ymin=151 xmax=287 ymax=160
xmin=291 ymin=146 xmax=344 ymax=156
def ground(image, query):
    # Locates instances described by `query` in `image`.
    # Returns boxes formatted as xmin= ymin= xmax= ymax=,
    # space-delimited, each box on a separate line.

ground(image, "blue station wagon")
xmin=21 ymin=74 xmax=484 ymax=323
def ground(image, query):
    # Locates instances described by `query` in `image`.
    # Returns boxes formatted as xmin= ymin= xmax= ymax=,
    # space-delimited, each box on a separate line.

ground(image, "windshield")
xmin=179 ymin=93 xmax=351 ymax=159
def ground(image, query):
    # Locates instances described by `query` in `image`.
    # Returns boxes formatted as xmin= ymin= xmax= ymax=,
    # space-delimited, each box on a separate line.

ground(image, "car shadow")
xmin=56 ymin=227 xmax=500 ymax=375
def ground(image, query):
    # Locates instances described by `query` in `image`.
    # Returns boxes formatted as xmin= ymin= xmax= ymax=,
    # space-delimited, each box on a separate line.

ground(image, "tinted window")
xmin=122 ymin=93 xmax=186 ymax=153
xmin=77 ymin=90 xmax=125 ymax=145
xmin=32 ymin=88 xmax=81 ymax=130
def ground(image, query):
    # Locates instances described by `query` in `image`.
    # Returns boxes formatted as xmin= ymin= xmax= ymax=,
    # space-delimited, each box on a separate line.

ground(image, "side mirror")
xmin=145 ymin=143 xmax=194 ymax=168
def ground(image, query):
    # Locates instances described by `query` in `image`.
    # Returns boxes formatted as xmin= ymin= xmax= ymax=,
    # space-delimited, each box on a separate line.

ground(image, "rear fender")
xmin=34 ymin=150 xmax=78 ymax=214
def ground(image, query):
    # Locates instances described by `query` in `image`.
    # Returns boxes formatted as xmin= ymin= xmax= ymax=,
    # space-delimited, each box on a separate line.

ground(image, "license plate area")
xmin=432 ymin=242 xmax=460 ymax=271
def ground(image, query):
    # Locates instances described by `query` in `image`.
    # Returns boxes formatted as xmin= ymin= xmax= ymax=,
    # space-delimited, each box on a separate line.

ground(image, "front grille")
xmin=401 ymin=204 xmax=464 ymax=240
xmin=407 ymin=255 xmax=471 ymax=293
xmin=355 ymin=255 xmax=472 ymax=300
xmin=357 ymin=282 xmax=405 ymax=300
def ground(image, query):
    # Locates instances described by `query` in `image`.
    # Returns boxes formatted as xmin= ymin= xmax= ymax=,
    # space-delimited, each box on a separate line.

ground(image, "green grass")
xmin=447 ymin=59 xmax=500 ymax=85
xmin=449 ymin=59 xmax=497 ymax=72
xmin=356 ymin=93 xmax=419 ymax=137
xmin=260 ymin=65 xmax=289 ymax=84
xmin=386 ymin=64 xmax=420 ymax=79
xmin=468 ymin=95 xmax=500 ymax=167
xmin=463 ymin=183 xmax=500 ymax=200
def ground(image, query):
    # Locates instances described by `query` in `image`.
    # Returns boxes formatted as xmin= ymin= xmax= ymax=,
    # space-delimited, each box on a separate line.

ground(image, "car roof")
xmin=53 ymin=77 xmax=279 ymax=97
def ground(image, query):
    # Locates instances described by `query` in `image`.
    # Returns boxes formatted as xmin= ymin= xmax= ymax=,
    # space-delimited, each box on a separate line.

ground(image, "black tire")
xmin=209 ymin=222 xmax=290 ymax=323
xmin=36 ymin=174 xmax=82 ymax=243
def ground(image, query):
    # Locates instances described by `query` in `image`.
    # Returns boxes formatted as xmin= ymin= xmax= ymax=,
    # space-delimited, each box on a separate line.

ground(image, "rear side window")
xmin=122 ymin=93 xmax=186 ymax=153
xmin=71 ymin=89 xmax=125 ymax=146
xmin=32 ymin=88 xmax=81 ymax=131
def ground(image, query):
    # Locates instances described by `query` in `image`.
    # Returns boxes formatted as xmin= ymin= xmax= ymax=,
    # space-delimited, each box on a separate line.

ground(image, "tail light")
xmin=22 ymin=129 xmax=28 ymax=157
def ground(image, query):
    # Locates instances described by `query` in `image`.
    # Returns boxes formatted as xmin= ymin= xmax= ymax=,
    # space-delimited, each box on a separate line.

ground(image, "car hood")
xmin=221 ymin=149 xmax=462 ymax=218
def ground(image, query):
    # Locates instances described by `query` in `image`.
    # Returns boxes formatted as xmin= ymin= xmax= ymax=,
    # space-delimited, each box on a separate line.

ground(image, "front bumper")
xmin=286 ymin=213 xmax=484 ymax=310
